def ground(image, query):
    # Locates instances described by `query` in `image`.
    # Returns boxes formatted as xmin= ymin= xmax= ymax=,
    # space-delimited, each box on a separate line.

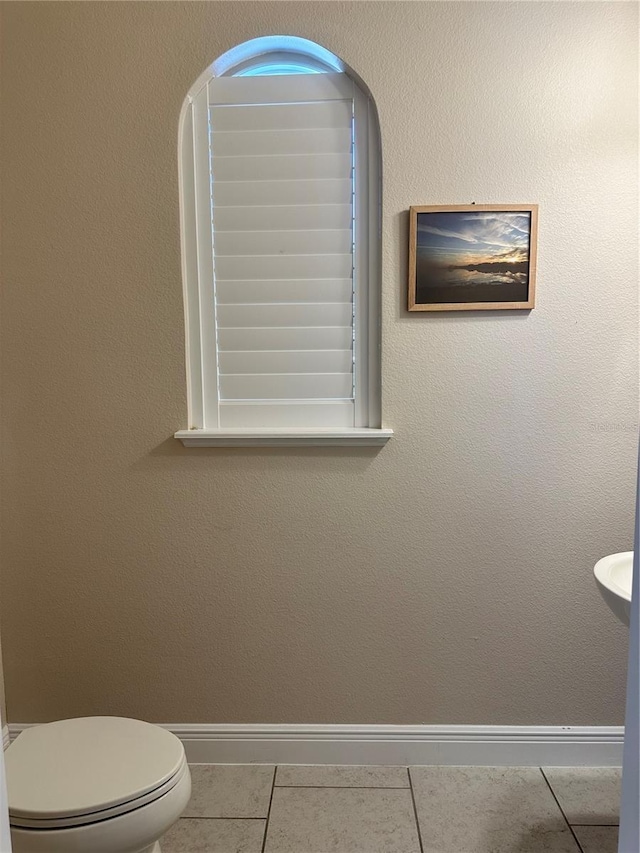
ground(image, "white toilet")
xmin=5 ymin=716 xmax=191 ymax=853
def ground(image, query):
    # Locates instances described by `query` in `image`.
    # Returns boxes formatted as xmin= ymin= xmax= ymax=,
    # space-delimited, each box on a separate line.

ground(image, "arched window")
xmin=175 ymin=37 xmax=391 ymax=446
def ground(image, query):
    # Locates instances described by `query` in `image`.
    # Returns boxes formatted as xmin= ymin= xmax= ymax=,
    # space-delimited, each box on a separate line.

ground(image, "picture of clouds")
xmin=409 ymin=206 xmax=537 ymax=310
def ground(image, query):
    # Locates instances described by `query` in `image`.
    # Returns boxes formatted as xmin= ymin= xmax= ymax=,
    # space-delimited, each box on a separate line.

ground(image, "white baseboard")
xmin=8 ymin=723 xmax=624 ymax=766
xmin=2 ymin=726 xmax=8 ymax=751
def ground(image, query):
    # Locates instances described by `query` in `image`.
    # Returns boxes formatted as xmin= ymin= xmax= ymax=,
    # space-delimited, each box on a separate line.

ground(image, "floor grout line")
xmin=273 ymin=784 xmax=410 ymax=789
xmin=180 ymin=816 xmax=267 ymax=820
xmin=260 ymin=765 xmax=277 ymax=853
xmin=407 ymin=767 xmax=425 ymax=853
xmin=539 ymin=767 xmax=585 ymax=853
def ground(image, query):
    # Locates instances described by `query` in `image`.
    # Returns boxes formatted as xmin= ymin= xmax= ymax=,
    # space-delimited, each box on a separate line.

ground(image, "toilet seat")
xmin=9 ymin=757 xmax=189 ymax=830
xmin=7 ymin=717 xmax=186 ymax=828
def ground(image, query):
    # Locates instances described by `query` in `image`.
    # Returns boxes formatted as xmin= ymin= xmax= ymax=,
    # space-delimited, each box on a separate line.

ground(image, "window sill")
xmin=174 ymin=428 xmax=393 ymax=447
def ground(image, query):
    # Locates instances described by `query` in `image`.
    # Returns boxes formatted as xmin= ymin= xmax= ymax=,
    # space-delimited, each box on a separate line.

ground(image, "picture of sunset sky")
xmin=415 ymin=210 xmax=532 ymax=304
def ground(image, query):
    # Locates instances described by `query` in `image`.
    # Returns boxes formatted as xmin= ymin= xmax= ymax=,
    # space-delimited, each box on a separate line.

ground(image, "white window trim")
xmin=175 ymin=41 xmax=392 ymax=447
xmin=174 ymin=427 xmax=393 ymax=447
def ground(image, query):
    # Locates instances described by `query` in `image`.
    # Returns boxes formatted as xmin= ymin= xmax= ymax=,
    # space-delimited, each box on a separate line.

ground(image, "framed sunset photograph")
xmin=408 ymin=204 xmax=538 ymax=311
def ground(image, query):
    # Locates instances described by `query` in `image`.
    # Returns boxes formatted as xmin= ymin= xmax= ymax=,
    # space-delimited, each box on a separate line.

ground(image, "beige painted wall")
xmin=0 ymin=1 xmax=637 ymax=725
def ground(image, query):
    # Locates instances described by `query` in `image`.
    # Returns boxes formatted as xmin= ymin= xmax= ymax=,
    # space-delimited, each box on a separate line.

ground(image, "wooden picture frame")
xmin=408 ymin=204 xmax=538 ymax=311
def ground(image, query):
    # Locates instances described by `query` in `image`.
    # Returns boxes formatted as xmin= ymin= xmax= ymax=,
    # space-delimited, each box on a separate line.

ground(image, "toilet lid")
xmin=6 ymin=717 xmax=186 ymax=820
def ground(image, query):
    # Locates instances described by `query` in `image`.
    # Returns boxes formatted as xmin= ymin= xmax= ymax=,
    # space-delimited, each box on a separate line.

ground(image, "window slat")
xmin=212 ymin=152 xmax=351 ymax=182
xmin=218 ymin=327 xmax=353 ymax=351
xmin=211 ymin=127 xmax=352 ymax=157
xmin=217 ymin=303 xmax=353 ymax=329
xmin=215 ymin=254 xmax=353 ymax=281
xmin=219 ymin=401 xmax=355 ymax=429
xmin=210 ymin=100 xmax=352 ymax=132
xmin=215 ymin=229 xmax=352 ymax=258
xmin=213 ymin=179 xmax=352 ymax=207
xmin=220 ymin=373 xmax=353 ymax=401
xmin=219 ymin=350 xmax=353 ymax=375
xmin=214 ymin=204 xmax=352 ymax=233
xmin=216 ymin=279 xmax=353 ymax=304
xmin=208 ymin=72 xmax=354 ymax=105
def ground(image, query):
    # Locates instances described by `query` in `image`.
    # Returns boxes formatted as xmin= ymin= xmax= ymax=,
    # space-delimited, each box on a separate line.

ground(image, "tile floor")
xmin=161 ymin=764 xmax=621 ymax=853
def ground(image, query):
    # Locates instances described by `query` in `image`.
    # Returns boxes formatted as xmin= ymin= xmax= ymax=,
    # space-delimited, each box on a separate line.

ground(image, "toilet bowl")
xmin=5 ymin=716 xmax=191 ymax=853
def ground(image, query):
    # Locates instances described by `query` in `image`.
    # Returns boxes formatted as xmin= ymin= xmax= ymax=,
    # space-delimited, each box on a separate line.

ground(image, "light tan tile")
xmin=275 ymin=764 xmax=409 ymax=787
xmin=264 ymin=786 xmax=421 ymax=853
xmin=184 ymin=764 xmax=275 ymax=818
xmin=573 ymin=825 xmax=619 ymax=853
xmin=410 ymin=766 xmax=581 ymax=853
xmin=543 ymin=767 xmax=622 ymax=825
xmin=162 ymin=818 xmax=265 ymax=853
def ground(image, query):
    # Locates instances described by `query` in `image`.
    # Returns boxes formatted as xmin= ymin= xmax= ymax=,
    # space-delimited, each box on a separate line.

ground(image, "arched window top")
xmin=233 ymin=55 xmax=329 ymax=77
xmin=212 ymin=36 xmax=344 ymax=77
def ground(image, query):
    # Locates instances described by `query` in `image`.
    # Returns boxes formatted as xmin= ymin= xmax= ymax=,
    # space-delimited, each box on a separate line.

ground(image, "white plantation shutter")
xmin=209 ymin=73 xmax=357 ymax=429
xmin=177 ymin=40 xmax=389 ymax=445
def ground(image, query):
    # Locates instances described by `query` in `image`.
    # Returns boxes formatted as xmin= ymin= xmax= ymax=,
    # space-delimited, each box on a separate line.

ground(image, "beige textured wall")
xmin=1 ymin=1 xmax=637 ymax=725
